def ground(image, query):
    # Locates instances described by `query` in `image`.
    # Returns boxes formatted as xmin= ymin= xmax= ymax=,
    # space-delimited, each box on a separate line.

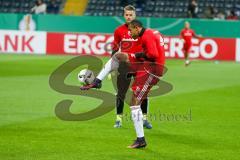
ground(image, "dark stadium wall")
xmin=0 ymin=13 xmax=239 ymax=38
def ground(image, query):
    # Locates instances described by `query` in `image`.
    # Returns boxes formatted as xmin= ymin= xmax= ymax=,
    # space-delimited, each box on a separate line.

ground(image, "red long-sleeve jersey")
xmin=180 ymin=28 xmax=196 ymax=44
xmin=140 ymin=29 xmax=165 ymax=65
xmin=112 ymin=24 xmax=143 ymax=55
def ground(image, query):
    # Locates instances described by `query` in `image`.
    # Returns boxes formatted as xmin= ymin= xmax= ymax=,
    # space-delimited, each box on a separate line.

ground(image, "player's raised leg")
xmin=80 ymin=53 xmax=129 ymax=90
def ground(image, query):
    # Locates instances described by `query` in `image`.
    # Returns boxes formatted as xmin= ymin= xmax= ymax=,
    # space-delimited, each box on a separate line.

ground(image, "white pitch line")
xmin=154 ymin=19 xmax=184 ymax=31
xmin=146 ymin=17 xmax=150 ymax=28
xmin=113 ymin=16 xmax=125 ymax=25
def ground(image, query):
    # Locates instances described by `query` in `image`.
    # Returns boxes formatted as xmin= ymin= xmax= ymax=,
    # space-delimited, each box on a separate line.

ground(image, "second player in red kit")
xmin=112 ymin=5 xmax=152 ymax=129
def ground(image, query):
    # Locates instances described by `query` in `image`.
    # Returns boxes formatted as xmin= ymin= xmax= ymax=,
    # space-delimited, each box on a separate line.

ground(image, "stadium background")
xmin=0 ymin=0 xmax=240 ymax=160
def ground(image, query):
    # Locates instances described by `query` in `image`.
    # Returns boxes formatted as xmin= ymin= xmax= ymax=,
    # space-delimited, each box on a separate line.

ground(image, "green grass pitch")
xmin=0 ymin=54 xmax=239 ymax=160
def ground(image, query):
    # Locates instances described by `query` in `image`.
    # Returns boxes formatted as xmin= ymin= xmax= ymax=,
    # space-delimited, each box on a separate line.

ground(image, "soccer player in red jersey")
xmin=112 ymin=5 xmax=152 ymax=129
xmin=180 ymin=21 xmax=201 ymax=66
xmin=125 ymin=20 xmax=165 ymax=148
xmin=81 ymin=20 xmax=165 ymax=148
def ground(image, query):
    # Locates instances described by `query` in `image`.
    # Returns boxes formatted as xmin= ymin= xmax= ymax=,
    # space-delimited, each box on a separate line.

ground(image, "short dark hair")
xmin=129 ymin=19 xmax=143 ymax=28
xmin=124 ymin=5 xmax=136 ymax=12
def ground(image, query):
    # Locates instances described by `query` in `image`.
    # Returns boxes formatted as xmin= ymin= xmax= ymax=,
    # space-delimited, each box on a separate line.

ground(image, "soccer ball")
xmin=78 ymin=69 xmax=95 ymax=85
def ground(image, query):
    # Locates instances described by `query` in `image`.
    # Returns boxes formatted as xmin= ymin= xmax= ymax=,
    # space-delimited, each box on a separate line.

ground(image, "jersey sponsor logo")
xmin=183 ymin=32 xmax=193 ymax=36
xmin=122 ymin=38 xmax=138 ymax=42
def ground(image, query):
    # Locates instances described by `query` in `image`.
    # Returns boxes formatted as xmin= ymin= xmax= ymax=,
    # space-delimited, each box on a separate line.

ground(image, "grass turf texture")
xmin=0 ymin=54 xmax=239 ymax=160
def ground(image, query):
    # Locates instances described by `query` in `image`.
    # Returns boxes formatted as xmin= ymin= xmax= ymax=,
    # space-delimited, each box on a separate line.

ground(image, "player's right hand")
xmin=130 ymin=54 xmax=136 ymax=58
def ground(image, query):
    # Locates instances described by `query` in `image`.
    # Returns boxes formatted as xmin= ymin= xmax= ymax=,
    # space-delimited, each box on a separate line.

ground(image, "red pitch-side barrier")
xmin=0 ymin=30 xmax=239 ymax=62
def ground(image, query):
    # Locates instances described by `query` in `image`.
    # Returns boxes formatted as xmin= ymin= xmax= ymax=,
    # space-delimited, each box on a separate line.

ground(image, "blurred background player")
xmin=80 ymin=19 xmax=165 ymax=148
xmin=112 ymin=5 xmax=152 ymax=129
xmin=180 ymin=21 xmax=201 ymax=66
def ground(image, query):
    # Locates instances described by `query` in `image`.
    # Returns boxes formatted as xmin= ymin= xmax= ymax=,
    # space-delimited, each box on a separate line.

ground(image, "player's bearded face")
xmin=128 ymin=25 xmax=138 ymax=39
xmin=124 ymin=10 xmax=136 ymax=24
